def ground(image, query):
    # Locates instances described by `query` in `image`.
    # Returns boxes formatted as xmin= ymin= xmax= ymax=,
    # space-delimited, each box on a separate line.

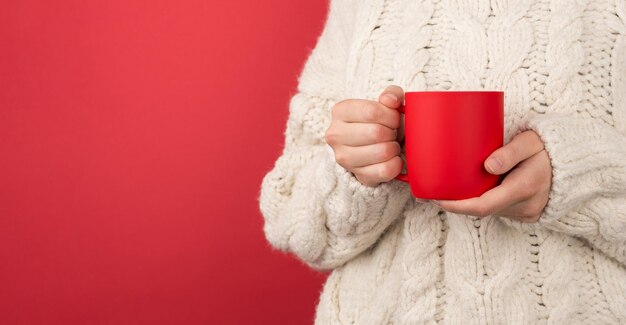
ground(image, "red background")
xmin=0 ymin=1 xmax=330 ymax=324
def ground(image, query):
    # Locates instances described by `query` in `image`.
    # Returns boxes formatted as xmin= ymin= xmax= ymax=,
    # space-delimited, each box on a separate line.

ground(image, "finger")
xmin=333 ymin=99 xmax=401 ymax=129
xmin=435 ymin=177 xmax=527 ymax=218
xmin=491 ymin=152 xmax=551 ymax=220
xmin=484 ymin=130 xmax=545 ymax=175
xmin=352 ymin=156 xmax=404 ymax=186
xmin=378 ymin=85 xmax=405 ymax=109
xmin=327 ymin=121 xmax=398 ymax=146
xmin=334 ymin=142 xmax=401 ymax=168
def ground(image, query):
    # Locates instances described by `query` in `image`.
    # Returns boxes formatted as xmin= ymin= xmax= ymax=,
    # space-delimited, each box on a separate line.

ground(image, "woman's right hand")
xmin=324 ymin=85 xmax=406 ymax=187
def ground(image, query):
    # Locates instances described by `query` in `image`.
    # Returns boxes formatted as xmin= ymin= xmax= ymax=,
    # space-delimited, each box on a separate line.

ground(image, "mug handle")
xmin=394 ymin=104 xmax=409 ymax=183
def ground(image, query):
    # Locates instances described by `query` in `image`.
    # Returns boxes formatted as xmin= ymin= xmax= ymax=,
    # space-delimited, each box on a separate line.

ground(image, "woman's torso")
xmin=314 ymin=0 xmax=626 ymax=323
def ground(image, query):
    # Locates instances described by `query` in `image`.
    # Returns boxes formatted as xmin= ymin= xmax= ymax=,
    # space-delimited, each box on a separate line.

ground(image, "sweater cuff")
xmin=329 ymin=146 xmax=401 ymax=197
xmin=320 ymin=144 xmax=411 ymax=237
xmin=514 ymin=112 xmax=626 ymax=231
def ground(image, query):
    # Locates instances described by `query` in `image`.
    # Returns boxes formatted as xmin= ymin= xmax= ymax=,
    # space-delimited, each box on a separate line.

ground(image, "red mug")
xmin=395 ymin=91 xmax=504 ymax=200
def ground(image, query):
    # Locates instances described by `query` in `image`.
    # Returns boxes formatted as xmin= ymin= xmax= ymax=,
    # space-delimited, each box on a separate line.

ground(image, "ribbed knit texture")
xmin=258 ymin=0 xmax=626 ymax=323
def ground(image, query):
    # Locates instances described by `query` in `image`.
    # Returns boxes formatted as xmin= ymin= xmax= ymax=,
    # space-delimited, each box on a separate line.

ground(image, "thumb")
xmin=378 ymin=85 xmax=405 ymax=109
xmin=484 ymin=131 xmax=545 ymax=175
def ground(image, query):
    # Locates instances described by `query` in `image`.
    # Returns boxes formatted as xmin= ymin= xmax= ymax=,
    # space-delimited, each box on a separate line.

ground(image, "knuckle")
xmin=337 ymin=98 xmax=351 ymax=108
xmin=378 ymin=157 xmax=401 ymax=181
xmin=377 ymin=125 xmax=394 ymax=143
xmin=376 ymin=143 xmax=396 ymax=161
xmin=388 ymin=142 xmax=401 ymax=158
xmin=324 ymin=127 xmax=337 ymax=145
xmin=331 ymin=99 xmax=349 ymax=119
xmin=334 ymin=150 xmax=350 ymax=167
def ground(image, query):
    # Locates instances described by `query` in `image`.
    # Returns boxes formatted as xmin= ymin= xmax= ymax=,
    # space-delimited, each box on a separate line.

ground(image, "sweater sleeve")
xmin=257 ymin=0 xmax=413 ymax=272
xmin=512 ymin=111 xmax=626 ymax=266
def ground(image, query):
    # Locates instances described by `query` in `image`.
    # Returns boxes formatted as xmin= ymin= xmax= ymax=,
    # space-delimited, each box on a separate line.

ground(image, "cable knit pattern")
xmin=543 ymin=0 xmax=586 ymax=114
xmin=579 ymin=0 xmax=617 ymax=126
xmin=391 ymin=0 xmax=434 ymax=91
xmin=613 ymin=0 xmax=626 ymax=134
xmin=526 ymin=0 xmax=550 ymax=114
xmin=423 ymin=0 xmax=454 ymax=90
xmin=442 ymin=0 xmax=490 ymax=90
xmin=480 ymin=6 xmax=548 ymax=320
xmin=258 ymin=0 xmax=626 ymax=323
xmin=484 ymin=0 xmax=534 ymax=143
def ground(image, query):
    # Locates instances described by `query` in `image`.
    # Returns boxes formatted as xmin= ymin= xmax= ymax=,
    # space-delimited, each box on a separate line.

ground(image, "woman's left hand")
xmin=433 ymin=130 xmax=552 ymax=223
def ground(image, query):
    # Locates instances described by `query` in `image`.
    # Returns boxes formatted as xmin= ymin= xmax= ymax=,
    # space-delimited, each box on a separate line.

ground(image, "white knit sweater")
xmin=258 ymin=0 xmax=626 ymax=323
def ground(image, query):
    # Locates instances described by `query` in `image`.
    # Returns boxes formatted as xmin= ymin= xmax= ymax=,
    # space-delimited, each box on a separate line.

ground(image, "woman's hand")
xmin=324 ymin=85 xmax=405 ymax=187
xmin=433 ymin=130 xmax=553 ymax=223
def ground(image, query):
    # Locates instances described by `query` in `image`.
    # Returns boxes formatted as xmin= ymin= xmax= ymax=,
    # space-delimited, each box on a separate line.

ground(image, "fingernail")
xmin=486 ymin=157 xmax=502 ymax=173
xmin=431 ymin=200 xmax=441 ymax=207
xmin=383 ymin=93 xmax=398 ymax=103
